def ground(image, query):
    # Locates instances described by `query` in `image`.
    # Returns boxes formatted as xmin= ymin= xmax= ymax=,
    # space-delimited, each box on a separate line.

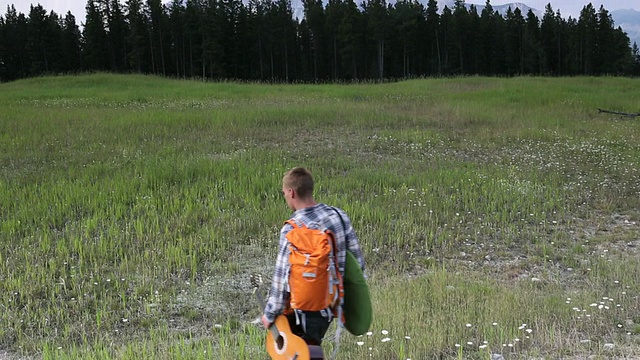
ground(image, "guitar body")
xmin=250 ymin=273 xmax=315 ymax=360
xmin=266 ymin=315 xmax=310 ymax=360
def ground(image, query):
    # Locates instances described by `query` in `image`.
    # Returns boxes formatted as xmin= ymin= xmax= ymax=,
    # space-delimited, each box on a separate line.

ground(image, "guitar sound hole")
xmin=276 ymin=335 xmax=285 ymax=350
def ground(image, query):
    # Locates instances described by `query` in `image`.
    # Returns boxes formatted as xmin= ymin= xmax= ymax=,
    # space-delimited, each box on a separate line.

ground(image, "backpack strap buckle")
xmin=320 ymin=308 xmax=333 ymax=322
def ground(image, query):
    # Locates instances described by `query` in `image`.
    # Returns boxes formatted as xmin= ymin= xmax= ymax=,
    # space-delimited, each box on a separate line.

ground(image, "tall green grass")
xmin=1 ymin=74 xmax=639 ymax=359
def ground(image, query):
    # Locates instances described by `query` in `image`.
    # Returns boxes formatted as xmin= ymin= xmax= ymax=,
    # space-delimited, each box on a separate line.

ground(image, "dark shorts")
xmin=286 ymin=311 xmax=332 ymax=345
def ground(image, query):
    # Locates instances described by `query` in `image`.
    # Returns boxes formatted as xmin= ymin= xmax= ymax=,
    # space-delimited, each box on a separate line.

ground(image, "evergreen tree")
xmin=438 ymin=5 xmax=454 ymax=73
xmin=247 ymin=0 xmax=268 ymax=79
xmin=47 ymin=11 xmax=66 ymax=72
xmin=631 ymin=42 xmax=640 ymax=75
xmin=222 ymin=0 xmax=248 ymax=79
xmin=563 ymin=16 xmax=580 ymax=75
xmin=593 ymin=5 xmax=631 ymax=74
xmin=271 ymin=0 xmax=297 ymax=81
xmin=184 ymin=0 xmax=204 ymax=78
xmin=61 ymin=12 xmax=83 ymax=72
xmin=451 ymin=0 xmax=469 ymax=73
xmin=363 ymin=0 xmax=389 ymax=80
xmin=392 ymin=0 xmax=425 ymax=77
xmin=577 ymin=4 xmax=597 ymax=74
xmin=302 ymin=0 xmax=326 ymax=79
xmin=261 ymin=0 xmax=278 ymax=80
xmin=1 ymin=0 xmax=639 ymax=81
xmin=298 ymin=18 xmax=312 ymax=80
xmin=168 ymin=0 xmax=186 ymax=77
xmin=1 ymin=6 xmax=28 ymax=80
xmin=540 ymin=4 xmax=563 ymax=74
xmin=466 ymin=4 xmax=480 ymax=74
xmin=424 ymin=0 xmax=440 ymax=74
xmin=337 ymin=0 xmax=362 ymax=79
xmin=107 ymin=0 xmax=128 ymax=71
xmin=147 ymin=0 xmax=168 ymax=75
xmin=504 ymin=7 xmax=525 ymax=75
xmin=0 ymin=13 xmax=6 ymax=80
xmin=522 ymin=9 xmax=542 ymax=74
xmin=126 ymin=0 xmax=150 ymax=73
xmin=325 ymin=0 xmax=345 ymax=80
xmin=233 ymin=5 xmax=254 ymax=79
xmin=201 ymin=0 xmax=223 ymax=78
xmin=478 ymin=0 xmax=496 ymax=75
xmin=555 ymin=10 xmax=570 ymax=75
xmin=492 ymin=11 xmax=506 ymax=74
xmin=83 ymin=0 xmax=109 ymax=70
xmin=610 ymin=25 xmax=634 ymax=74
xmin=25 ymin=4 xmax=53 ymax=74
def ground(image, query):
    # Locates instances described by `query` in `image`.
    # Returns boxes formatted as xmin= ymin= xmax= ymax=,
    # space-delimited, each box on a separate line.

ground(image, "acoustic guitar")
xmin=250 ymin=274 xmax=310 ymax=360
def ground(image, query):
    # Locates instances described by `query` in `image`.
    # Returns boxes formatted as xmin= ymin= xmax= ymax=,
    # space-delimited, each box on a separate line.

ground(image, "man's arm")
xmin=263 ymin=227 xmax=291 ymax=323
xmin=343 ymin=214 xmax=365 ymax=272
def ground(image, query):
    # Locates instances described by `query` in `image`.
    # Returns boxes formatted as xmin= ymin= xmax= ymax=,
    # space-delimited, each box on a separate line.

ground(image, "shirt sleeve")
xmin=263 ymin=225 xmax=291 ymax=323
xmin=342 ymin=213 xmax=365 ymax=272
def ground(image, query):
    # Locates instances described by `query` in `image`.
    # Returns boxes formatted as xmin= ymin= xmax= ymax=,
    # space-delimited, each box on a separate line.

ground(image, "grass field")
xmin=1 ymin=74 xmax=640 ymax=359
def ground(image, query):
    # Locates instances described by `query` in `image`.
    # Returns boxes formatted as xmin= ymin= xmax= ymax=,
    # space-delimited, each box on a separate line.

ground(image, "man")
xmin=261 ymin=166 xmax=365 ymax=345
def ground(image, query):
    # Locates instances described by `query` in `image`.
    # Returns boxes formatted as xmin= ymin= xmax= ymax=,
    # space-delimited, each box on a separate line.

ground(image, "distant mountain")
xmin=491 ymin=3 xmax=542 ymax=17
xmin=611 ymin=8 xmax=640 ymax=24
xmin=440 ymin=1 xmax=542 ymax=17
xmin=611 ymin=9 xmax=640 ymax=46
xmin=291 ymin=0 xmax=543 ymax=19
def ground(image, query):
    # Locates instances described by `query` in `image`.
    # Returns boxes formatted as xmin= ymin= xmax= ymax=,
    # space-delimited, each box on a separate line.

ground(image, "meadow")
xmin=1 ymin=74 xmax=639 ymax=359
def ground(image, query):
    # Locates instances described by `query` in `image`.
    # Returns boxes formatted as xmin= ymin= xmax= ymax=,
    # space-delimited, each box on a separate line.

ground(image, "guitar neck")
xmin=255 ymin=288 xmax=281 ymax=339
xmin=268 ymin=322 xmax=281 ymax=340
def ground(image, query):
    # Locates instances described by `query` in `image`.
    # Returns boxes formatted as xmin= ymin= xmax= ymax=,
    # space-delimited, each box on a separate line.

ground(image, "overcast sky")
xmin=1 ymin=0 xmax=87 ymax=24
xmin=0 ymin=0 xmax=636 ymax=27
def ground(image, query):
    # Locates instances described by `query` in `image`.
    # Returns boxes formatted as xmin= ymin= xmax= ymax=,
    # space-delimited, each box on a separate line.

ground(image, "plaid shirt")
xmin=263 ymin=203 xmax=365 ymax=323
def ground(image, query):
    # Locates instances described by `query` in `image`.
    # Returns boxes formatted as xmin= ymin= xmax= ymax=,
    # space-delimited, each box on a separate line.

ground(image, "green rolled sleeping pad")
xmin=342 ymin=250 xmax=372 ymax=336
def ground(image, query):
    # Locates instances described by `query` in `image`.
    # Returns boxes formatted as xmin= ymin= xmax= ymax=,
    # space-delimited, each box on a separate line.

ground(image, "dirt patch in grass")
xmin=172 ymin=243 xmax=275 ymax=328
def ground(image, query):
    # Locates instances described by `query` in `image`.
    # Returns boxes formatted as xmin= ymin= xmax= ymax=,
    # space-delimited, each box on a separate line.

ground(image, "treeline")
xmin=1 ymin=0 xmax=639 ymax=83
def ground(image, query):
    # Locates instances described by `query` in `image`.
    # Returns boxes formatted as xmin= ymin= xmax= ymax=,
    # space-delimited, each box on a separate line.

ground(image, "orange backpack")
xmin=284 ymin=219 xmax=343 ymax=314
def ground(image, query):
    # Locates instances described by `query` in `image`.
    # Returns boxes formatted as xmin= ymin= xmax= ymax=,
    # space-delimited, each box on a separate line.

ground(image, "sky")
xmin=0 ymin=1 xmax=87 ymax=24
xmin=0 ymin=0 xmax=636 ymax=26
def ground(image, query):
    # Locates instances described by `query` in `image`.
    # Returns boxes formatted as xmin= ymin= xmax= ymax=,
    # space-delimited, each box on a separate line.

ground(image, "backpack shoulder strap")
xmin=331 ymin=207 xmax=349 ymax=245
xmin=329 ymin=207 xmax=347 ymax=360
xmin=285 ymin=219 xmax=302 ymax=229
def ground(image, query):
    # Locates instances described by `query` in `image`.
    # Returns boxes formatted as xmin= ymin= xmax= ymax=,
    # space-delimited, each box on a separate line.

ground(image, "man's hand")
xmin=261 ymin=314 xmax=271 ymax=329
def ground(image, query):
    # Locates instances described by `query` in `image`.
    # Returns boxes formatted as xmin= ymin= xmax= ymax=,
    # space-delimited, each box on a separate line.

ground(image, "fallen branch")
xmin=598 ymin=108 xmax=640 ymax=117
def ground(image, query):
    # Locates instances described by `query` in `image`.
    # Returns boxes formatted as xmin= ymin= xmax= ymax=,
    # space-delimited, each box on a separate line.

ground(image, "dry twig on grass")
xmin=598 ymin=108 xmax=640 ymax=117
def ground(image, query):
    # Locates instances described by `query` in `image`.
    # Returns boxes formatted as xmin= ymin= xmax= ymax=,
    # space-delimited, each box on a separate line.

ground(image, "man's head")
xmin=282 ymin=167 xmax=315 ymax=210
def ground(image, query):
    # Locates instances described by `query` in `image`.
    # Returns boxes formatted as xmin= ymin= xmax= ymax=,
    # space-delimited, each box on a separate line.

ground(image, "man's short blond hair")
xmin=283 ymin=167 xmax=314 ymax=199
